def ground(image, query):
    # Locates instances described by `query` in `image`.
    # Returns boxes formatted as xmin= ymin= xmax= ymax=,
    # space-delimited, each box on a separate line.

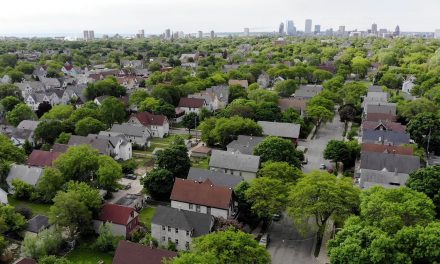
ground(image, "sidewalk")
xmin=315 ymin=220 xmax=333 ymax=264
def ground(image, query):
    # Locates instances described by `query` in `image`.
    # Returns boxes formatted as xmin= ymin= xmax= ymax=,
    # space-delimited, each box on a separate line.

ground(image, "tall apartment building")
xmin=305 ymin=19 xmax=312 ymax=34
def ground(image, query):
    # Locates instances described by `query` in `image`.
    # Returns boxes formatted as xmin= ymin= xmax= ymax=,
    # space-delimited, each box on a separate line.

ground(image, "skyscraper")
xmin=314 ymin=25 xmax=321 ymax=34
xmin=165 ymin=29 xmax=171 ymax=39
xmin=305 ymin=19 xmax=312 ymax=34
xmin=210 ymin=30 xmax=215 ymax=38
xmin=435 ymin=29 xmax=440 ymax=39
xmin=286 ymin=20 xmax=295 ymax=36
xmin=371 ymin=23 xmax=378 ymax=34
xmin=394 ymin=25 xmax=400 ymax=36
xmin=83 ymin=30 xmax=89 ymax=41
xmin=338 ymin=26 xmax=346 ymax=35
xmin=83 ymin=30 xmax=94 ymax=41
xmin=137 ymin=29 xmax=145 ymax=38
xmin=198 ymin=31 xmax=203 ymax=38
xmin=88 ymin=30 xmax=94 ymax=40
xmin=244 ymin=28 xmax=250 ymax=37
xmin=279 ymin=22 xmax=285 ymax=35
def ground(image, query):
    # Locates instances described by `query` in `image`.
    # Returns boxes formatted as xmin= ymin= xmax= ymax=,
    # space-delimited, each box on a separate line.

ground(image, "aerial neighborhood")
xmin=0 ymin=27 xmax=439 ymax=264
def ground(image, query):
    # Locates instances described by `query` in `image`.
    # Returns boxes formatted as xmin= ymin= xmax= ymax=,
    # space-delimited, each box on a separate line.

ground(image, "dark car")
xmin=125 ymin=174 xmax=137 ymax=180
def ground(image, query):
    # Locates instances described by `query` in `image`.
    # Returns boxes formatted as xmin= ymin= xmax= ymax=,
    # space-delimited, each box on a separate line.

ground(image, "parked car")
xmin=302 ymin=157 xmax=308 ymax=165
xmin=259 ymin=233 xmax=269 ymax=248
xmin=125 ymin=174 xmax=137 ymax=180
xmin=319 ymin=164 xmax=327 ymax=170
xmin=124 ymin=183 xmax=131 ymax=190
xmin=272 ymin=213 xmax=282 ymax=221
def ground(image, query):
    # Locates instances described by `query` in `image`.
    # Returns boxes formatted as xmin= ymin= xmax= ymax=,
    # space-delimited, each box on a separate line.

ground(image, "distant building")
xmin=286 ymin=20 xmax=296 ymax=35
xmin=83 ymin=30 xmax=94 ymax=41
xmin=198 ymin=31 xmax=203 ymax=38
xmin=165 ymin=29 xmax=171 ymax=39
xmin=371 ymin=23 xmax=378 ymax=34
xmin=210 ymin=30 xmax=215 ymax=38
xmin=394 ymin=25 xmax=400 ymax=36
xmin=279 ymin=23 xmax=285 ymax=35
xmin=244 ymin=28 xmax=250 ymax=36
xmin=314 ymin=25 xmax=321 ymax=34
xmin=305 ymin=19 xmax=312 ymax=34
xmin=435 ymin=29 xmax=440 ymax=39
xmin=136 ymin=29 xmax=145 ymax=38
xmin=338 ymin=26 xmax=346 ymax=35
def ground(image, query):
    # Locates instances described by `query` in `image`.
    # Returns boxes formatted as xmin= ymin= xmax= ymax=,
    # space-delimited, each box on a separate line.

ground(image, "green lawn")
xmin=191 ymin=157 xmax=209 ymax=169
xmin=67 ymin=242 xmax=114 ymax=264
xmin=139 ymin=207 xmax=156 ymax=227
xmin=9 ymin=197 xmax=51 ymax=217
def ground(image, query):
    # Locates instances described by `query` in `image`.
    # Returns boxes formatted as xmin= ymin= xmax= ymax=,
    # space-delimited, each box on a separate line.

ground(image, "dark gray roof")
xmin=360 ymin=151 xmax=420 ymax=174
xmin=209 ymin=150 xmax=260 ymax=173
xmin=226 ymin=135 xmax=265 ymax=155
xmin=258 ymin=121 xmax=300 ymax=139
xmin=362 ymin=130 xmax=410 ymax=146
xmin=294 ymin=85 xmax=323 ymax=99
xmin=152 ymin=206 xmax=213 ymax=237
xmin=368 ymin=85 xmax=384 ymax=92
xmin=110 ymin=123 xmax=149 ymax=137
xmin=364 ymin=102 xmax=396 ymax=115
xmin=25 ymin=215 xmax=49 ymax=233
xmin=68 ymin=135 xmax=111 ymax=154
xmin=360 ymin=169 xmax=409 ymax=189
xmin=187 ymin=167 xmax=243 ymax=188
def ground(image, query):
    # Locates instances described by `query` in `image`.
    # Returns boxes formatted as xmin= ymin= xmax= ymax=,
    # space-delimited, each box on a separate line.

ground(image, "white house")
xmin=93 ymin=133 xmax=133 ymax=161
xmin=402 ymin=77 xmax=416 ymax=94
xmin=128 ymin=112 xmax=169 ymax=138
xmin=108 ymin=123 xmax=151 ymax=147
xmin=177 ymin=98 xmax=207 ymax=115
xmin=209 ymin=150 xmax=260 ymax=182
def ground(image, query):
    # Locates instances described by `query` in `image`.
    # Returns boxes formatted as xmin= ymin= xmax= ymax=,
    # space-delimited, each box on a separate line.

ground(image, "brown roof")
xmin=362 ymin=121 xmax=406 ymax=133
xmin=51 ymin=143 xmax=69 ymax=153
xmin=131 ymin=112 xmax=167 ymax=126
xmin=228 ymin=79 xmax=249 ymax=88
xmin=361 ymin=143 xmax=414 ymax=156
xmin=15 ymin=258 xmax=37 ymax=264
xmin=278 ymin=98 xmax=307 ymax=112
xmin=113 ymin=240 xmax=177 ymax=264
xmin=170 ymin=178 xmax=232 ymax=210
xmin=365 ymin=113 xmax=397 ymax=122
xmin=26 ymin=150 xmax=62 ymax=167
xmin=98 ymin=203 xmax=138 ymax=226
xmin=178 ymin=97 xmax=206 ymax=108
xmin=191 ymin=145 xmax=212 ymax=154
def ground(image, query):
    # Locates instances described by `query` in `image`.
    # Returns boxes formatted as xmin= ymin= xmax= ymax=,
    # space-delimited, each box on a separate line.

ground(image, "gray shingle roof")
xmin=360 ymin=151 xmax=420 ymax=174
xmin=368 ymin=85 xmax=384 ymax=92
xmin=17 ymin=120 xmax=40 ymax=131
xmin=258 ymin=121 xmax=300 ymax=139
xmin=187 ymin=167 xmax=243 ymax=188
xmin=68 ymin=135 xmax=111 ymax=154
xmin=362 ymin=130 xmax=410 ymax=146
xmin=294 ymin=85 xmax=323 ymax=99
xmin=359 ymin=169 xmax=409 ymax=189
xmin=110 ymin=123 xmax=149 ymax=137
xmin=6 ymin=164 xmax=44 ymax=188
xmin=226 ymin=135 xmax=265 ymax=155
xmin=152 ymin=206 xmax=213 ymax=237
xmin=209 ymin=150 xmax=260 ymax=173
xmin=25 ymin=215 xmax=50 ymax=233
xmin=364 ymin=102 xmax=396 ymax=115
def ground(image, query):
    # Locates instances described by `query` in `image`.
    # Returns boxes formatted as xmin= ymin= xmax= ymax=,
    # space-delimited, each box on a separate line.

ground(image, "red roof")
xmin=98 ymin=204 xmax=138 ymax=226
xmin=51 ymin=143 xmax=69 ymax=153
xmin=113 ymin=240 xmax=177 ymax=264
xmin=170 ymin=178 xmax=232 ymax=210
xmin=15 ymin=258 xmax=37 ymax=264
xmin=361 ymin=143 xmax=414 ymax=156
xmin=362 ymin=121 xmax=406 ymax=133
xmin=365 ymin=113 xmax=397 ymax=122
xmin=178 ymin=97 xmax=206 ymax=108
xmin=26 ymin=150 xmax=62 ymax=167
xmin=131 ymin=112 xmax=167 ymax=127
xmin=63 ymin=64 xmax=73 ymax=71
xmin=278 ymin=98 xmax=307 ymax=111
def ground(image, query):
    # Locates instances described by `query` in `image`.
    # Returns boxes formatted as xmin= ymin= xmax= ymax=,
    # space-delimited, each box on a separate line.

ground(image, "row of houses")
xmin=355 ymin=86 xmax=420 ymax=189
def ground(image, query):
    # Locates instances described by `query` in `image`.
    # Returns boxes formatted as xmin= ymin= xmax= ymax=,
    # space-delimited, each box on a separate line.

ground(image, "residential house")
xmin=177 ymin=98 xmax=207 ymax=115
xmin=152 ymin=205 xmax=214 ymax=251
xmin=40 ymin=77 xmax=61 ymax=89
xmin=1 ymin=127 xmax=34 ymax=147
xmin=278 ymin=98 xmax=307 ymax=115
xmin=108 ymin=123 xmax=151 ymax=147
xmin=170 ymin=178 xmax=235 ymax=219
xmin=17 ymin=120 xmax=40 ymax=131
xmin=93 ymin=133 xmax=133 ymax=160
xmin=368 ymin=85 xmax=384 ymax=92
xmin=363 ymin=102 xmax=397 ymax=116
xmin=226 ymin=135 xmax=265 ymax=155
xmin=24 ymin=215 xmax=50 ymax=237
xmin=120 ymin=60 xmax=144 ymax=69
xmin=93 ymin=203 xmax=140 ymax=239
xmin=361 ymin=143 xmax=414 ymax=156
xmin=257 ymin=72 xmax=270 ymax=88
xmin=190 ymin=145 xmax=212 ymax=158
xmin=402 ymin=76 xmax=416 ymax=94
xmin=361 ymin=120 xmax=406 ymax=133
xmin=188 ymin=85 xmax=229 ymax=111
xmin=179 ymin=53 xmax=199 ymax=63
xmin=362 ymin=92 xmax=389 ymax=108
xmin=258 ymin=121 xmax=301 ymax=143
xmin=68 ymin=135 xmax=113 ymax=156
xmin=114 ymin=194 xmax=145 ymax=211
xmin=6 ymin=164 xmax=44 ymax=192
xmin=24 ymin=93 xmax=46 ymax=110
xmin=228 ymin=79 xmax=249 ymax=89
xmin=359 ymin=151 xmax=420 ymax=174
xmin=1 ymin=75 xmax=11 ymax=84
xmin=51 ymin=143 xmax=69 ymax=153
xmin=365 ymin=113 xmax=397 ymax=122
xmin=32 ymin=66 xmax=47 ymax=79
xmin=94 ymin=95 xmax=109 ymax=106
xmin=17 ymin=81 xmax=45 ymax=97
xmin=26 ymin=150 xmax=62 ymax=167
xmin=187 ymin=167 xmax=243 ymax=189
xmin=359 ymin=169 xmax=410 ymax=189
xmin=61 ymin=63 xmax=77 ymax=76
xmin=209 ymin=150 xmax=260 ymax=181
xmin=113 ymin=240 xmax=177 ymax=264
xmin=128 ymin=112 xmax=169 ymax=138
xmin=362 ymin=130 xmax=410 ymax=146
xmin=294 ymin=85 xmax=323 ymax=99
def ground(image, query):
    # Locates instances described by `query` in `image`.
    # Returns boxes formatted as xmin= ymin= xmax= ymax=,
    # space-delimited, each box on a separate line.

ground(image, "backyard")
xmin=139 ymin=206 xmax=157 ymax=227
xmin=67 ymin=242 xmax=114 ymax=264
xmin=9 ymin=197 xmax=51 ymax=217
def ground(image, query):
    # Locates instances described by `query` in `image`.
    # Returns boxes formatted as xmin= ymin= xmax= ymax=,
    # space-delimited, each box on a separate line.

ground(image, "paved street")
xmin=268 ymin=111 xmax=344 ymax=264
xmin=299 ymin=112 xmax=345 ymax=173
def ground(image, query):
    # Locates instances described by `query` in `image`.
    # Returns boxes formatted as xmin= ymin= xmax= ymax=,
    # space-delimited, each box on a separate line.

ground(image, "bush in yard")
xmin=15 ymin=207 xmax=33 ymax=220
xmin=11 ymin=179 xmax=35 ymax=200
xmin=21 ymin=227 xmax=64 ymax=259
xmin=93 ymin=222 xmax=124 ymax=252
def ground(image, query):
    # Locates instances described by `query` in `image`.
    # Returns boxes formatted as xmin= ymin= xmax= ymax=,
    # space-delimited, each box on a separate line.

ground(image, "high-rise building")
xmin=279 ymin=22 xmax=285 ymax=35
xmin=210 ymin=30 xmax=215 ymax=38
xmin=435 ymin=29 xmax=440 ymax=39
xmin=83 ymin=30 xmax=89 ymax=41
xmin=136 ymin=29 xmax=145 ymax=38
xmin=371 ymin=23 xmax=378 ymax=34
xmin=83 ymin=30 xmax=94 ymax=41
xmin=244 ymin=28 xmax=250 ymax=37
xmin=394 ymin=25 xmax=400 ymax=36
xmin=198 ymin=31 xmax=203 ymax=38
xmin=89 ymin=30 xmax=94 ymax=40
xmin=305 ymin=19 xmax=312 ymax=34
xmin=165 ymin=29 xmax=171 ymax=39
xmin=338 ymin=26 xmax=346 ymax=35
xmin=314 ymin=25 xmax=321 ymax=34
xmin=286 ymin=20 xmax=295 ymax=36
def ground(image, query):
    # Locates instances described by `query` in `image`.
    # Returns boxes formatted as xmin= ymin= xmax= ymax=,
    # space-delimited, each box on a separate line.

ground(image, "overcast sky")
xmin=0 ymin=0 xmax=438 ymax=36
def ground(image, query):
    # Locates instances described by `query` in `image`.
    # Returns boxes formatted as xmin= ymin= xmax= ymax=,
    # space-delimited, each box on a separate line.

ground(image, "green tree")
xmin=39 ymin=255 xmax=72 ymax=264
xmin=398 ymin=98 xmax=438 ymax=123
xmin=142 ymin=169 xmax=174 ymax=200
xmin=288 ymin=171 xmax=360 ymax=256
xmin=167 ymin=252 xmax=218 ymax=264
xmin=6 ymin=103 xmax=37 ymax=126
xmin=254 ymin=136 xmax=303 ymax=168
xmin=258 ymin=161 xmax=303 ymax=183
xmin=351 ymin=56 xmax=370 ymax=78
xmin=21 ymin=227 xmax=63 ymax=259
xmin=93 ymin=223 xmax=123 ymax=252
xmin=54 ymin=145 xmax=100 ymax=182
xmin=55 ymin=132 xmax=71 ymax=144
xmin=100 ymin=96 xmax=126 ymax=126
xmin=36 ymin=168 xmax=65 ymax=203
xmin=308 ymin=95 xmax=335 ymax=112
xmin=7 ymin=69 xmax=25 ymax=83
xmin=245 ymin=177 xmax=289 ymax=219
xmin=34 ymin=120 xmax=64 ymax=144
xmin=85 ymin=76 xmax=126 ymax=100
xmin=41 ymin=105 xmax=74 ymax=120
xmin=274 ymin=80 xmax=298 ymax=97
xmin=378 ymin=72 xmax=403 ymax=89
xmin=129 ymin=89 xmax=149 ymax=107
xmin=139 ymin=97 xmax=161 ymax=112
xmin=248 ymin=89 xmax=278 ymax=104
xmin=96 ymin=155 xmax=123 ymax=191
xmin=407 ymin=166 xmax=440 ymax=216
xmin=306 ymin=105 xmax=334 ymax=130
xmin=0 ymin=84 xmax=21 ymax=100
xmin=0 ymin=204 xmax=26 ymax=232
xmin=182 ymin=112 xmax=200 ymax=133
xmin=65 ymin=181 xmax=102 ymax=213
xmin=324 ymin=140 xmax=351 ymax=171
xmin=156 ymin=146 xmax=191 ymax=178
xmin=228 ymin=85 xmax=248 ymax=103
xmin=68 ymin=107 xmax=101 ymax=124
xmin=74 ymin=117 xmax=106 ymax=136
xmin=12 ymin=179 xmax=35 ymax=200
xmin=0 ymin=96 xmax=21 ymax=112
xmin=0 ymin=134 xmax=26 ymax=163
xmin=407 ymin=112 xmax=440 ymax=155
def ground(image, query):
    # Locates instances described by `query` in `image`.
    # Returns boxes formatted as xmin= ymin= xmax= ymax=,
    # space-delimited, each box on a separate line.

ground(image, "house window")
xmin=189 ymin=204 xmax=193 ymax=210
xmin=162 ymin=225 xmax=165 ymax=231
xmin=168 ymin=237 xmax=171 ymax=242
xmin=162 ymin=236 xmax=165 ymax=241
xmin=186 ymin=231 xmax=190 ymax=236
xmin=168 ymin=226 xmax=171 ymax=232
xmin=175 ymin=228 xmax=178 ymax=233
xmin=175 ymin=239 xmax=179 ymax=245
xmin=207 ymin=207 xmax=211 ymax=215
xmin=185 ymin=241 xmax=190 ymax=249
xmin=196 ymin=205 xmax=201 ymax=213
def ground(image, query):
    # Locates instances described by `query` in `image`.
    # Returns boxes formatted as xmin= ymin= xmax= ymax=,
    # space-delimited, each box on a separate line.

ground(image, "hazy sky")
xmin=0 ymin=0 xmax=438 ymax=36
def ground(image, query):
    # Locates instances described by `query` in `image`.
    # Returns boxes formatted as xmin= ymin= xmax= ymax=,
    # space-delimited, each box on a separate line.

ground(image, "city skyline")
xmin=0 ymin=0 xmax=439 ymax=36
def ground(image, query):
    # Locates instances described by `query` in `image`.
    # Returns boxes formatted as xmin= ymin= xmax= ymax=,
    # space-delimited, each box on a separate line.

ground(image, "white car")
xmin=259 ymin=233 xmax=269 ymax=248
xmin=319 ymin=164 xmax=327 ymax=170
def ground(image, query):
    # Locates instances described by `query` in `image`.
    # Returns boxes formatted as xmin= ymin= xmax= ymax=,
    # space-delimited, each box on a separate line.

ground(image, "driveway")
xmin=268 ymin=215 xmax=317 ymax=264
xmin=109 ymin=177 xmax=144 ymax=203
xmin=299 ymin=112 xmax=344 ymax=173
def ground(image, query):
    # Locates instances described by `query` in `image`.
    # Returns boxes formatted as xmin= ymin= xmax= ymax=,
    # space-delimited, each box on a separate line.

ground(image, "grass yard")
xmin=67 ymin=242 xmax=114 ymax=264
xmin=139 ymin=207 xmax=157 ymax=227
xmin=191 ymin=157 xmax=210 ymax=169
xmin=9 ymin=197 xmax=51 ymax=217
